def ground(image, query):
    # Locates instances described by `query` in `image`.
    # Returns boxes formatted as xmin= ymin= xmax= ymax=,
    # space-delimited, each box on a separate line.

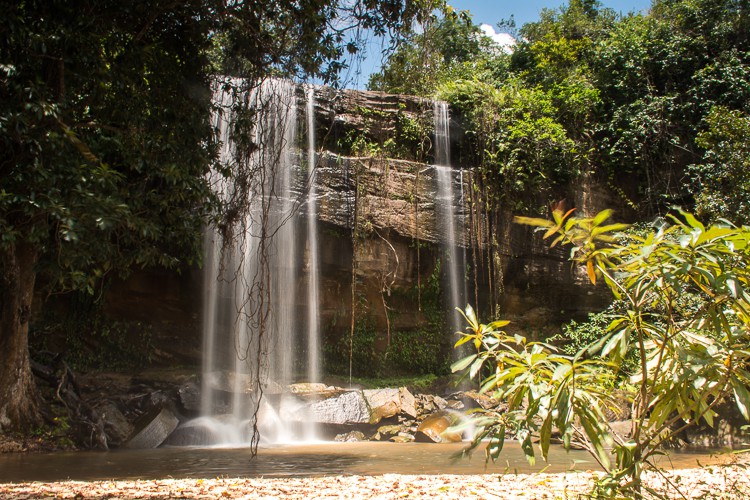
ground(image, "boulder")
xmin=334 ymin=430 xmax=367 ymax=442
xmin=287 ymin=382 xmax=340 ymax=400
xmin=95 ymin=401 xmax=133 ymax=447
xmin=363 ymin=388 xmax=401 ymax=423
xmin=294 ymin=390 xmax=371 ymax=425
xmin=164 ymin=422 xmax=221 ymax=447
xmin=178 ymin=380 xmax=202 ymax=413
xmin=448 ymin=390 xmax=499 ymax=411
xmin=415 ymin=394 xmax=448 ymax=416
xmin=390 ymin=432 xmax=415 ymax=443
xmin=124 ymin=407 xmax=179 ymax=449
xmin=609 ymin=420 xmax=632 ymax=441
xmin=288 ymin=382 xmax=330 ymax=394
xmin=415 ymin=411 xmax=462 ymax=443
xmin=398 ymin=387 xmax=418 ymax=419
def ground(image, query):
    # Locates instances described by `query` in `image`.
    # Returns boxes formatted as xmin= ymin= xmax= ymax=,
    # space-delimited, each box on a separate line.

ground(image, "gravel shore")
xmin=1 ymin=463 xmax=748 ymax=499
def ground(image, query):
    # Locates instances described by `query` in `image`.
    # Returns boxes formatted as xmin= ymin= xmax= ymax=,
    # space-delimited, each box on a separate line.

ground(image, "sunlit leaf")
xmin=733 ymin=378 xmax=750 ymax=421
xmin=451 ymin=354 xmax=477 ymax=373
xmin=592 ymin=209 xmax=614 ymax=227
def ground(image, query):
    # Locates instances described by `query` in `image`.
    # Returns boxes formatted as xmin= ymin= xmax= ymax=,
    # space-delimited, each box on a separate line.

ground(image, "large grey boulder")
xmin=294 ymin=390 xmax=371 ymax=425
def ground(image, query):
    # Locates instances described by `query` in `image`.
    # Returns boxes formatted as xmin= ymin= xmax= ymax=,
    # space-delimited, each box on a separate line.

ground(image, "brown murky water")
xmin=0 ymin=442 xmax=726 ymax=483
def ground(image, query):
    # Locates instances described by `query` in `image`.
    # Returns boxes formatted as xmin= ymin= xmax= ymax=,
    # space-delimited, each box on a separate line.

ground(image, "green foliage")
xmin=336 ymin=105 xmax=430 ymax=161
xmin=345 ymin=374 xmax=439 ymax=392
xmin=1 ymin=1 xmax=218 ymax=293
xmin=690 ymin=106 xmax=750 ymax=226
xmin=437 ymin=78 xmax=581 ymax=212
xmin=452 ymin=304 xmax=616 ymax=468
xmin=31 ymin=294 xmax=153 ymax=372
xmin=371 ymin=0 xmax=750 ymax=219
xmin=325 ymin=311 xmax=380 ymax=377
xmin=386 ymin=329 xmax=447 ymax=375
xmin=455 ymin=210 xmax=750 ymax=497
xmin=551 ymin=303 xmax=640 ymax=377
xmin=368 ymin=10 xmax=502 ymax=96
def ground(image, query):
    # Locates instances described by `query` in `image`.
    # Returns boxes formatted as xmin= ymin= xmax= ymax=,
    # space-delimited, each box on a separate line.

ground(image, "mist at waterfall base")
xmin=184 ymin=81 xmax=468 ymax=447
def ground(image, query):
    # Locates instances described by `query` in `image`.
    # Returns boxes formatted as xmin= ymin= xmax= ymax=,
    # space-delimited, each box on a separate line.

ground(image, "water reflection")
xmin=0 ymin=442 xmax=722 ymax=483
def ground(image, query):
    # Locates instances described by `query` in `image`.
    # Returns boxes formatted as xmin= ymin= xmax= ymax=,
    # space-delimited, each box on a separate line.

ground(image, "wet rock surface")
xmin=415 ymin=411 xmax=463 ymax=443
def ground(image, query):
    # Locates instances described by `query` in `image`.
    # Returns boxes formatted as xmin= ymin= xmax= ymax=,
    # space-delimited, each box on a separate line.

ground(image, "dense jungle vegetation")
xmin=371 ymin=0 xmax=750 ymax=223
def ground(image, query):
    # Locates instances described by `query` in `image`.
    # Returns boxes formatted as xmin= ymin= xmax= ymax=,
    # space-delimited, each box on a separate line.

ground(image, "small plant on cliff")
xmin=453 ymin=209 xmax=750 ymax=498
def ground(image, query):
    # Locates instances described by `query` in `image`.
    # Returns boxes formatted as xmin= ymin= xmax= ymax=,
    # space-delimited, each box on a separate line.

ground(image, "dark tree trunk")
xmin=0 ymin=240 xmax=42 ymax=433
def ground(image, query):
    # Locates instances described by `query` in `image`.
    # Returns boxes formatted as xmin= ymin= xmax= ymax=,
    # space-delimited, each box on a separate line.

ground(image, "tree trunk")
xmin=0 ymin=240 xmax=42 ymax=433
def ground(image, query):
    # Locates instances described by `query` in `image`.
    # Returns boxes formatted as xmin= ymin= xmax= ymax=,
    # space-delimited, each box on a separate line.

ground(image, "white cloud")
xmin=479 ymin=24 xmax=516 ymax=53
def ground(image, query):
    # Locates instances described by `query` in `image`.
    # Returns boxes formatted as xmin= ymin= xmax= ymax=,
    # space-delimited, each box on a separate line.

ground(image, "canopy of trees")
xmin=371 ymin=0 xmax=750 ymax=222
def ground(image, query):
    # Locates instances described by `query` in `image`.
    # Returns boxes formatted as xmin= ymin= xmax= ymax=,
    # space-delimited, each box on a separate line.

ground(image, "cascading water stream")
xmin=196 ymin=79 xmax=321 ymax=446
xmin=304 ymin=84 xmax=320 ymax=440
xmin=433 ymin=101 xmax=464 ymax=337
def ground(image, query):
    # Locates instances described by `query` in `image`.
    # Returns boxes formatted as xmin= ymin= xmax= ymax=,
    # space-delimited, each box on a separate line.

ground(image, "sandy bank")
xmin=1 ymin=463 xmax=748 ymax=499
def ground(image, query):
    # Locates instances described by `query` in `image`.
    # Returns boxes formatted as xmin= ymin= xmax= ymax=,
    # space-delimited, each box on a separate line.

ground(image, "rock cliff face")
xmin=100 ymin=85 xmax=614 ymax=372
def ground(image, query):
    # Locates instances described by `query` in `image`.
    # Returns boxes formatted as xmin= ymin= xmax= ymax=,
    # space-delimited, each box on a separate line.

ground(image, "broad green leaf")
xmin=469 ymin=356 xmax=485 ymax=379
xmin=733 ymin=378 xmax=750 ymax=421
xmin=601 ymin=331 xmax=625 ymax=359
xmin=592 ymin=209 xmax=614 ymax=227
xmin=680 ymin=211 xmax=706 ymax=232
xmin=451 ymin=354 xmax=477 ymax=373
xmin=520 ymin=431 xmax=536 ymax=466
xmin=578 ymin=411 xmax=610 ymax=470
xmin=487 ymin=427 xmax=505 ymax=461
xmin=487 ymin=319 xmax=510 ymax=330
xmin=552 ymin=363 xmax=571 ymax=381
xmin=454 ymin=334 xmax=475 ymax=348
xmin=540 ymin=415 xmax=552 ymax=461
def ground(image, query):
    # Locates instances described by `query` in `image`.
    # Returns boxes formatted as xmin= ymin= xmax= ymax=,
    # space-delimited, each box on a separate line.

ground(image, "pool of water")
xmin=0 ymin=442 xmax=723 ymax=483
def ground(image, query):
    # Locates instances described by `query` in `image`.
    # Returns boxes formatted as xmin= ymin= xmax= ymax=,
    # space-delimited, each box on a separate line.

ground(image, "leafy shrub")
xmin=455 ymin=210 xmax=750 ymax=498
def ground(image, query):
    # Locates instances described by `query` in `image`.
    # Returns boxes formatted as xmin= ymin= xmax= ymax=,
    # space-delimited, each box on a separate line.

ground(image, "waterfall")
xmin=433 ymin=101 xmax=465 ymax=338
xmin=196 ymin=79 xmax=321 ymax=446
xmin=304 ymin=85 xmax=320 ymax=440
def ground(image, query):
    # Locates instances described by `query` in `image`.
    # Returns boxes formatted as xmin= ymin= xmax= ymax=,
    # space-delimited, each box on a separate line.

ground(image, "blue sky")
xmin=345 ymin=0 xmax=654 ymax=88
xmin=448 ymin=0 xmax=652 ymax=29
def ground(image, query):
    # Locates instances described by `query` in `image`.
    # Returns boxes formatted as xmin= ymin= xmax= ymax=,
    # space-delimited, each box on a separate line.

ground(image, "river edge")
xmin=1 ymin=462 xmax=748 ymax=499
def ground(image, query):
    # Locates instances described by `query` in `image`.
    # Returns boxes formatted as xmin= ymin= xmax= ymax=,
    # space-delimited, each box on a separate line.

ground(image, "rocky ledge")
xmin=18 ymin=367 xmax=748 ymax=452
xmin=126 ymin=378 xmax=503 ymax=448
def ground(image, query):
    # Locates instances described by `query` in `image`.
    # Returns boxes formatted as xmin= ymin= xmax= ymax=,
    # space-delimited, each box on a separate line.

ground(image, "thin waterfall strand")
xmin=433 ymin=101 xmax=463 ymax=336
